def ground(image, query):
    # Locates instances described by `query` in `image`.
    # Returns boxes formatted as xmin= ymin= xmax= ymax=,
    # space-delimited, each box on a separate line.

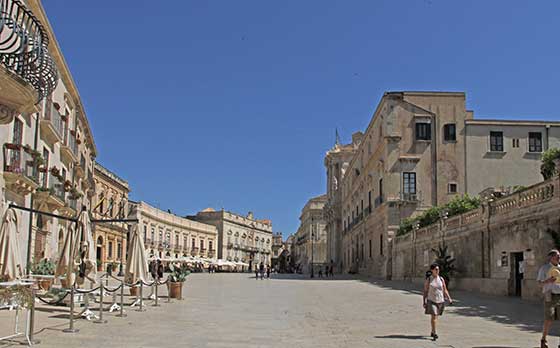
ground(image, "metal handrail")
xmin=0 ymin=0 xmax=58 ymax=101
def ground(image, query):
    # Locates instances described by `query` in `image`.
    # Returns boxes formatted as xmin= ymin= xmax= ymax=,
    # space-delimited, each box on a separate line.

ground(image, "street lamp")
xmin=310 ymin=216 xmax=315 ymax=278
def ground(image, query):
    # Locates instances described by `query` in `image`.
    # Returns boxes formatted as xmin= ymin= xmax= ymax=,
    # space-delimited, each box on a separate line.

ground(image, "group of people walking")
xmin=255 ymin=262 xmax=271 ymax=279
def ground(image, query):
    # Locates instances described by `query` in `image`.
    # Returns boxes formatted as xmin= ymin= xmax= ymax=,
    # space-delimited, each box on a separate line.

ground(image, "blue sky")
xmin=43 ymin=1 xmax=560 ymax=238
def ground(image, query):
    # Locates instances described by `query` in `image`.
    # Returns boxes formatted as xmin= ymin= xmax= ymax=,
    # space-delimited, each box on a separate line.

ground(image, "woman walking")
xmin=423 ymin=263 xmax=452 ymax=341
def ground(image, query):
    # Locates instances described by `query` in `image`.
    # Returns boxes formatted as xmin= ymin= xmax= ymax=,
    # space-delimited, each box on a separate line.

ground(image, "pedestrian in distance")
xmin=259 ymin=262 xmax=265 ymax=280
xmin=325 ymin=264 xmax=329 ymax=278
xmin=422 ymin=263 xmax=452 ymax=341
xmin=255 ymin=266 xmax=259 ymax=280
xmin=538 ymin=249 xmax=560 ymax=348
xmin=266 ymin=264 xmax=271 ymax=279
xmin=329 ymin=259 xmax=334 ymax=277
xmin=318 ymin=269 xmax=323 ymax=278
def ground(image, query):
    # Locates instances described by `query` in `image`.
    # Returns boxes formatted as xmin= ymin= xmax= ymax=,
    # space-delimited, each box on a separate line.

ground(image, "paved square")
xmin=0 ymin=273 xmax=555 ymax=347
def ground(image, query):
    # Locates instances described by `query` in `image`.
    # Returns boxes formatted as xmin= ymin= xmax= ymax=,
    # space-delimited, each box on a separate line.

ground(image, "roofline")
xmin=27 ymin=0 xmax=97 ymax=156
xmin=466 ymin=119 xmax=560 ymax=126
xmin=94 ymin=162 xmax=130 ymax=191
xmin=385 ymin=91 xmax=466 ymax=97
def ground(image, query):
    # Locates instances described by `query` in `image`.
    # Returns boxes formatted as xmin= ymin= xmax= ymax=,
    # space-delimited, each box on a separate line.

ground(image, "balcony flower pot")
xmin=30 ymin=259 xmax=55 ymax=290
xmin=168 ymin=281 xmax=183 ymax=299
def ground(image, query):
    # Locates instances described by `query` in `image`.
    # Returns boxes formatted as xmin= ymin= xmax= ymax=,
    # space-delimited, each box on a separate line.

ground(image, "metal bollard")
xmin=136 ymin=282 xmax=146 ymax=312
xmin=117 ymin=279 xmax=126 ymax=317
xmin=94 ymin=285 xmax=107 ymax=324
xmin=28 ymin=287 xmax=41 ymax=344
xmin=63 ymin=285 xmax=79 ymax=333
xmin=167 ymin=280 xmax=171 ymax=303
xmin=153 ymin=281 xmax=159 ymax=307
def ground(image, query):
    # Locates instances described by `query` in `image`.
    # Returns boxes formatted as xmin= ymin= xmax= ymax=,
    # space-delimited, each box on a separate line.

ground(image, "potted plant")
xmin=168 ymin=263 xmax=190 ymax=299
xmin=31 ymin=259 xmax=56 ymax=290
xmin=96 ymin=259 xmax=103 ymax=272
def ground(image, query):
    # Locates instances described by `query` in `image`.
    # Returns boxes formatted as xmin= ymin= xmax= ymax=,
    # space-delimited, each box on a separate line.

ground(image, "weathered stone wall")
xmin=392 ymin=175 xmax=560 ymax=300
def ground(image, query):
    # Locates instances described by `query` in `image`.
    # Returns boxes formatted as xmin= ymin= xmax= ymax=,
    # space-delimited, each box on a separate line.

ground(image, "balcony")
xmin=60 ymin=133 xmax=78 ymax=165
xmin=0 ymin=0 xmax=58 ymax=119
xmin=74 ymin=155 xmax=86 ymax=178
xmin=58 ymin=197 xmax=78 ymax=218
xmin=33 ymin=173 xmax=65 ymax=212
xmin=40 ymin=99 xmax=65 ymax=144
xmin=2 ymin=143 xmax=39 ymax=195
xmin=398 ymin=191 xmax=422 ymax=203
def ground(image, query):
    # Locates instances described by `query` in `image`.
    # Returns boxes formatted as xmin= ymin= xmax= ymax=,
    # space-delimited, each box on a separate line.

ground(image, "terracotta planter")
xmin=38 ymin=278 xmax=52 ymax=291
xmin=169 ymin=282 xmax=183 ymax=299
xmin=129 ymin=285 xmax=139 ymax=297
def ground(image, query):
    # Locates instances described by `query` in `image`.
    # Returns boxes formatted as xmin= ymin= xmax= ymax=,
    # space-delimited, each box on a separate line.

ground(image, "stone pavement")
xmin=0 ymin=273 xmax=556 ymax=348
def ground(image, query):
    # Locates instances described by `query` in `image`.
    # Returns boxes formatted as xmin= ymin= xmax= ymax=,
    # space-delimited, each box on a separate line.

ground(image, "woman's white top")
xmin=427 ymin=276 xmax=445 ymax=303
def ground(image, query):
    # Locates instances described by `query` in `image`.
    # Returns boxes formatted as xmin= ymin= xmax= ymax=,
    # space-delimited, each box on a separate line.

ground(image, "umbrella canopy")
xmin=125 ymin=224 xmax=148 ymax=284
xmin=56 ymin=210 xmax=97 ymax=286
xmin=0 ymin=208 xmax=23 ymax=281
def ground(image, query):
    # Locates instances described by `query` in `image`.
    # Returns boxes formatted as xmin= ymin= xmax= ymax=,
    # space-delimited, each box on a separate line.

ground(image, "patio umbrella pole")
xmin=63 ymin=219 xmax=79 ymax=333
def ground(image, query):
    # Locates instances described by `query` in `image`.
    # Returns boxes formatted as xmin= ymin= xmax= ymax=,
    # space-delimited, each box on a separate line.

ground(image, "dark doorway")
xmin=511 ymin=252 xmax=524 ymax=297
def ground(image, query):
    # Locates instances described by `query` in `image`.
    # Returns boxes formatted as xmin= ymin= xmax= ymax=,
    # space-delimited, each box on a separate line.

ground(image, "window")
xmin=209 ymin=241 xmax=213 ymax=251
xmin=108 ymin=241 xmax=113 ymax=258
xmin=143 ymin=225 xmax=147 ymax=243
xmin=379 ymin=179 xmax=383 ymax=199
xmin=184 ymin=236 xmax=188 ymax=249
xmin=117 ymin=243 xmax=122 ymax=259
xmin=192 ymin=238 xmax=196 ymax=249
xmin=42 ymin=148 xmax=49 ymax=187
xmin=415 ymin=122 xmax=431 ymax=140
xmin=529 ymin=132 xmax=542 ymax=152
xmin=151 ymin=227 xmax=155 ymax=241
xmin=368 ymin=191 xmax=372 ymax=209
xmin=403 ymin=172 xmax=416 ymax=194
xmin=448 ymin=183 xmax=457 ymax=193
xmin=200 ymin=239 xmax=204 ymax=250
xmin=512 ymin=138 xmax=519 ymax=148
xmin=443 ymin=124 xmax=456 ymax=142
xmin=109 ymin=198 xmax=114 ymax=217
xmin=99 ymin=195 xmax=104 ymax=214
xmin=369 ymin=239 xmax=372 ymax=258
xmin=175 ymin=234 xmax=179 ymax=247
xmin=379 ymin=234 xmax=383 ymax=256
xmin=13 ymin=118 xmax=23 ymax=144
xmin=490 ymin=131 xmax=503 ymax=152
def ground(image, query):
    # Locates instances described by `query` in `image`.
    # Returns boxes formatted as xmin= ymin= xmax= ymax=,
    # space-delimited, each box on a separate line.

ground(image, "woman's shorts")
xmin=425 ymin=300 xmax=445 ymax=316
xmin=544 ymin=294 xmax=560 ymax=320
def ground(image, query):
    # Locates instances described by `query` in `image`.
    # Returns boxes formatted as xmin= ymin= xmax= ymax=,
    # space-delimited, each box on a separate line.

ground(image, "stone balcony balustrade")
xmin=0 ymin=0 xmax=58 ymax=119
xmin=39 ymin=98 xmax=64 ymax=144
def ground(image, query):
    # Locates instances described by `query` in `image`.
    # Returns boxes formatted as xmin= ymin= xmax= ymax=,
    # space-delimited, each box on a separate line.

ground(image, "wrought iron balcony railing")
xmin=0 ymin=0 xmax=58 ymax=101
xmin=47 ymin=172 xmax=65 ymax=201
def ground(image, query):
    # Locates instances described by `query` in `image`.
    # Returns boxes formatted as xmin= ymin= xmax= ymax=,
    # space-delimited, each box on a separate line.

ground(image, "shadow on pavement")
xmin=273 ymin=273 xmax=556 ymax=337
xmin=374 ymin=334 xmax=430 ymax=340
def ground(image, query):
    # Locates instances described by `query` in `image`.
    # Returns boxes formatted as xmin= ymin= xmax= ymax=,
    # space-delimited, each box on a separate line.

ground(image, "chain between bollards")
xmin=63 ymin=284 xmax=79 ymax=333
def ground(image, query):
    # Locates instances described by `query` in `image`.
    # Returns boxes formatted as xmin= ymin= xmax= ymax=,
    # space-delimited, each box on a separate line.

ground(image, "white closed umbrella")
xmin=125 ymin=224 xmax=148 ymax=284
xmin=0 ymin=208 xmax=23 ymax=281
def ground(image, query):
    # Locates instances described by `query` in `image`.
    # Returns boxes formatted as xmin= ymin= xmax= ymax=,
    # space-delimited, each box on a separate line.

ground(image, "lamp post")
xmin=310 ymin=216 xmax=315 ymax=278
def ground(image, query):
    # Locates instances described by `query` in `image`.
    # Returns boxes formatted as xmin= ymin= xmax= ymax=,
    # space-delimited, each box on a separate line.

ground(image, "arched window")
xmin=57 ymin=229 xmax=65 ymax=255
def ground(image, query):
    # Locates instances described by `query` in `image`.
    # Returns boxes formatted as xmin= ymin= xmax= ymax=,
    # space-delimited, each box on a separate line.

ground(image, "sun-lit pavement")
xmin=0 ymin=273 xmax=555 ymax=348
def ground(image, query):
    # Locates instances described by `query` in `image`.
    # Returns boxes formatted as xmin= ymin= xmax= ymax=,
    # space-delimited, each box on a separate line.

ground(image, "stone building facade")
xmin=326 ymin=91 xmax=560 ymax=278
xmin=0 ymin=0 xmax=97 ymax=269
xmin=92 ymin=163 xmax=129 ymax=271
xmin=188 ymin=209 xmax=273 ymax=270
xmin=392 ymin=171 xmax=560 ymax=300
xmin=324 ymin=134 xmax=360 ymax=272
xmin=129 ymin=201 xmax=218 ymax=261
xmin=271 ymin=232 xmax=284 ymax=269
xmin=293 ymin=194 xmax=327 ymax=274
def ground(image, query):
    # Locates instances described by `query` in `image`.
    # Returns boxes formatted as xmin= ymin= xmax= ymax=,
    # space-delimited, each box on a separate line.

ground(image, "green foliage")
xmin=31 ymin=258 xmax=55 ymax=275
xmin=432 ymin=244 xmax=456 ymax=286
xmin=397 ymin=194 xmax=481 ymax=236
xmin=169 ymin=263 xmax=190 ymax=283
xmin=541 ymin=148 xmax=560 ymax=180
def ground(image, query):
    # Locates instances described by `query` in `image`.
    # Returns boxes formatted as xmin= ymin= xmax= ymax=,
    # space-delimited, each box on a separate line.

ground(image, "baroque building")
xmin=0 ymin=0 xmax=97 ymax=269
xmin=92 ymin=163 xmax=130 ymax=271
xmin=293 ymin=194 xmax=327 ymax=274
xmin=188 ymin=209 xmax=273 ymax=270
xmin=129 ymin=201 xmax=218 ymax=261
xmin=327 ymin=91 xmax=560 ymax=278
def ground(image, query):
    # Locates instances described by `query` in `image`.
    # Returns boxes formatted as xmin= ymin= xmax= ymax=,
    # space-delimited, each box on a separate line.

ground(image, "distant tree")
xmin=432 ymin=243 xmax=456 ymax=287
xmin=541 ymin=148 xmax=560 ymax=180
